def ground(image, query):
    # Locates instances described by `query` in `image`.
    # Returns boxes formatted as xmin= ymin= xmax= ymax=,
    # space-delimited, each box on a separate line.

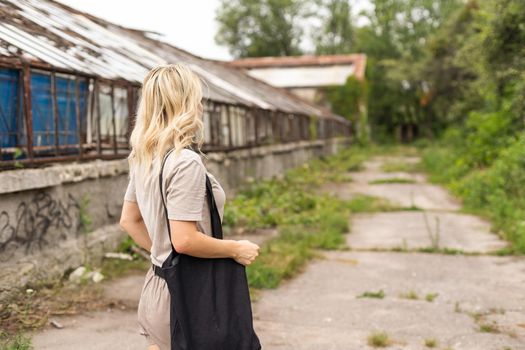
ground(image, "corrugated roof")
xmin=229 ymin=54 xmax=367 ymax=81
xmin=0 ymin=0 xmax=347 ymax=121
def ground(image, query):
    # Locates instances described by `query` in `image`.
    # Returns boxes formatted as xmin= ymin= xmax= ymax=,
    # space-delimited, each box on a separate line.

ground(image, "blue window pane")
xmin=31 ymin=72 xmax=54 ymax=147
xmin=56 ymin=76 xmax=87 ymax=145
xmin=0 ymin=68 xmax=21 ymax=148
xmin=30 ymin=72 xmax=88 ymax=149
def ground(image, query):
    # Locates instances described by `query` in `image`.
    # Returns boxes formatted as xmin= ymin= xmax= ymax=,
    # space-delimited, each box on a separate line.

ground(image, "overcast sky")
xmin=56 ymin=0 xmax=372 ymax=60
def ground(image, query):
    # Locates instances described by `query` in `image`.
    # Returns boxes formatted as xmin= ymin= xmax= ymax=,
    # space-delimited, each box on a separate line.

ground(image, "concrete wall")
xmin=0 ymin=138 xmax=348 ymax=300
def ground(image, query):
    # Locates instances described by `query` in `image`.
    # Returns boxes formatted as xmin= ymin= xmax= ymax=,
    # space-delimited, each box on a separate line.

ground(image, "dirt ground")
xmin=31 ymin=156 xmax=525 ymax=350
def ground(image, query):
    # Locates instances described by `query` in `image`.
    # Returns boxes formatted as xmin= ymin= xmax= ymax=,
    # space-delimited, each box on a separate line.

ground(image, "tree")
xmin=215 ymin=0 xmax=309 ymax=58
xmin=354 ymin=0 xmax=462 ymax=139
xmin=314 ymin=0 xmax=354 ymax=54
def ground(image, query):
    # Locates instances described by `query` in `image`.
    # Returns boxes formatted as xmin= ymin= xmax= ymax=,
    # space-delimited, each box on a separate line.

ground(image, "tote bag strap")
xmin=159 ymin=149 xmax=177 ymax=255
xmin=205 ymin=175 xmax=223 ymax=240
xmin=158 ymin=150 xmax=224 ymax=255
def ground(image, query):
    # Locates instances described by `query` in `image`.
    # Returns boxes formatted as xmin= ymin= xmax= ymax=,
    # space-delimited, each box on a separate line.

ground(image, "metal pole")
xmin=75 ymin=76 xmax=83 ymax=157
xmin=21 ymin=65 xmax=34 ymax=162
xmin=110 ymin=85 xmax=117 ymax=154
xmin=94 ymin=80 xmax=101 ymax=155
xmin=252 ymin=109 xmax=259 ymax=145
xmin=126 ymin=86 xmax=134 ymax=144
xmin=227 ymin=105 xmax=233 ymax=148
xmin=51 ymin=71 xmax=59 ymax=156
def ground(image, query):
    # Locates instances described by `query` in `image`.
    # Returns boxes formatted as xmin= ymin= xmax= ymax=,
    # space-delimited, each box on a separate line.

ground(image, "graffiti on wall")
xmin=0 ymin=192 xmax=79 ymax=262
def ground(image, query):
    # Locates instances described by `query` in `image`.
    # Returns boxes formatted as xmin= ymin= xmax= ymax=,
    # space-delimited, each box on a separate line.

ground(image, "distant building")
xmin=228 ymin=54 xmax=367 ymax=106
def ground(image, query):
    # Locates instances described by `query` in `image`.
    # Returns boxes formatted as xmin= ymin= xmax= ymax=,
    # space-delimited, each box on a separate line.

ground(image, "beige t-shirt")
xmin=124 ymin=149 xmax=226 ymax=267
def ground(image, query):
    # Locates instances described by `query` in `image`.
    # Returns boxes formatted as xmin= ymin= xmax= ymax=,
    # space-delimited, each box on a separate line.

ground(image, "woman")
xmin=119 ymin=64 xmax=260 ymax=350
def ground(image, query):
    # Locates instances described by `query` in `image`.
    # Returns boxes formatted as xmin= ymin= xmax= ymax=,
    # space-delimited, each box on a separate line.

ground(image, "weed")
xmin=479 ymin=322 xmax=500 ymax=333
xmin=425 ymin=293 xmax=439 ymax=302
xmin=346 ymin=195 xmax=420 ymax=213
xmin=223 ymin=148 xmax=365 ymax=289
xmin=399 ymin=290 xmax=419 ymax=300
xmin=423 ymin=212 xmax=440 ymax=250
xmin=99 ymin=256 xmax=150 ymax=280
xmin=367 ymin=331 xmax=391 ymax=347
xmin=13 ymin=148 xmax=24 ymax=169
xmin=416 ymin=247 xmax=465 ymax=255
xmin=247 ymin=213 xmax=348 ymax=289
xmin=358 ymin=290 xmax=385 ymax=299
xmin=369 ymin=178 xmax=416 ymax=185
xmin=0 ymin=331 xmax=33 ymax=350
xmin=381 ymin=161 xmax=421 ymax=173
xmin=424 ymin=338 xmax=438 ymax=348
xmin=78 ymin=194 xmax=93 ymax=234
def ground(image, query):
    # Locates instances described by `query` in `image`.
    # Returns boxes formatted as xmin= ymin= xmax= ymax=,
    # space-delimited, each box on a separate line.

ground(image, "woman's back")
xmin=124 ymin=148 xmax=226 ymax=267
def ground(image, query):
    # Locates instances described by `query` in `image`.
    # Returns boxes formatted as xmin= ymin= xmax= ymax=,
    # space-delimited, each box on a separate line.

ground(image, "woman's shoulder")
xmin=166 ymin=148 xmax=203 ymax=167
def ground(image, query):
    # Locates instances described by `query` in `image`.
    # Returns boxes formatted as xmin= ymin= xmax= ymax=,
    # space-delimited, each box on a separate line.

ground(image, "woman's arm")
xmin=119 ymin=201 xmax=259 ymax=265
xmin=119 ymin=200 xmax=152 ymax=252
xmin=169 ymin=220 xmax=259 ymax=266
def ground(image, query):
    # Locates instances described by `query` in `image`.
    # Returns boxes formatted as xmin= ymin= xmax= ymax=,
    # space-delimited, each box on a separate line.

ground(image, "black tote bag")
xmin=155 ymin=150 xmax=262 ymax=350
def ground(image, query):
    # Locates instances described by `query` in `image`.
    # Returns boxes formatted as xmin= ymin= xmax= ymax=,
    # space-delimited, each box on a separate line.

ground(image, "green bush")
xmin=460 ymin=109 xmax=517 ymax=168
xmin=423 ymin=133 xmax=525 ymax=253
xmin=454 ymin=135 xmax=525 ymax=251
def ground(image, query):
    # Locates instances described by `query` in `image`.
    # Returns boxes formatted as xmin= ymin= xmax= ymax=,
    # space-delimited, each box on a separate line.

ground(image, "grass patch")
xmin=369 ymin=178 xmax=416 ymax=185
xmin=225 ymin=147 xmax=369 ymax=289
xmin=399 ymin=290 xmax=419 ymax=300
xmin=425 ymin=293 xmax=439 ymax=302
xmin=346 ymin=194 xmax=421 ymax=213
xmin=358 ymin=290 xmax=385 ymax=299
xmin=99 ymin=256 xmax=150 ymax=280
xmin=367 ymin=331 xmax=391 ymax=347
xmin=355 ymin=246 xmax=472 ymax=256
xmin=246 ymin=205 xmax=349 ymax=289
xmin=381 ymin=161 xmax=421 ymax=173
xmin=0 ymin=331 xmax=33 ymax=350
xmin=416 ymin=247 xmax=466 ymax=255
xmin=424 ymin=338 xmax=438 ymax=348
xmin=479 ymin=322 xmax=500 ymax=333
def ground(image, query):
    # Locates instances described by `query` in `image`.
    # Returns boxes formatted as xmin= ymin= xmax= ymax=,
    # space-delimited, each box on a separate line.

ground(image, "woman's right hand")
xmin=232 ymin=240 xmax=260 ymax=266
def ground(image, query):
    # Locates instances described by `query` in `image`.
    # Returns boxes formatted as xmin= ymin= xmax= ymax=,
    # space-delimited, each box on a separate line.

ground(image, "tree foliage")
xmin=215 ymin=0 xmax=308 ymax=58
xmin=354 ymin=0 xmax=462 ymax=138
xmin=313 ymin=0 xmax=354 ymax=54
xmin=420 ymin=0 xmax=525 ymax=253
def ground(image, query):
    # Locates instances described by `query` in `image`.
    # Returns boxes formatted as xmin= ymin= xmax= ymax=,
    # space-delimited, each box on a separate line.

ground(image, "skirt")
xmin=137 ymin=265 xmax=171 ymax=349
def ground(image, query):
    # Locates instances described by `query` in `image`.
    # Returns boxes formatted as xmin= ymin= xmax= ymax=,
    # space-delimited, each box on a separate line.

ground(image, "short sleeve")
xmin=165 ymin=157 xmax=206 ymax=221
xmin=124 ymin=171 xmax=137 ymax=202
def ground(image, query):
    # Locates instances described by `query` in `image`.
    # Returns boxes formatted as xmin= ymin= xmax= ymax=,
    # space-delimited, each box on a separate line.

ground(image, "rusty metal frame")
xmin=50 ymin=71 xmax=59 ymax=156
xmin=75 ymin=76 xmax=83 ymax=157
xmin=93 ymin=79 xmax=102 ymax=155
xmin=21 ymin=64 xmax=34 ymax=161
xmin=0 ymin=63 xmax=352 ymax=170
xmin=110 ymin=85 xmax=117 ymax=154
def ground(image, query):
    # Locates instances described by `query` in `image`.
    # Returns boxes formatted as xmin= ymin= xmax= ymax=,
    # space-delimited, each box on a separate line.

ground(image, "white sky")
xmin=56 ymin=0 xmax=372 ymax=60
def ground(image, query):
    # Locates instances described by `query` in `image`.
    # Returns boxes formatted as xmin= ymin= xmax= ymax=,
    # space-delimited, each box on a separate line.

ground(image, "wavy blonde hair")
xmin=128 ymin=64 xmax=204 ymax=173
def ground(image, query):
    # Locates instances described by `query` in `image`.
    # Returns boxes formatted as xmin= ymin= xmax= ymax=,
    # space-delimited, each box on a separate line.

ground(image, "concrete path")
xmin=32 ymin=155 xmax=525 ymax=350
xmin=31 ymin=275 xmax=146 ymax=350
xmin=254 ymin=155 xmax=525 ymax=350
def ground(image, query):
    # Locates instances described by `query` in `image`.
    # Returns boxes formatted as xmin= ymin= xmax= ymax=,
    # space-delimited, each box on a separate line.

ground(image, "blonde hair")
xmin=128 ymin=64 xmax=204 ymax=173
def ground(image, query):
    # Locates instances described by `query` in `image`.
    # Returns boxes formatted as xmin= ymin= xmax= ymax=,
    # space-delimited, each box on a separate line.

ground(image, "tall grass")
xmin=421 ymin=134 xmax=525 ymax=254
xmin=225 ymin=147 xmax=367 ymax=288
